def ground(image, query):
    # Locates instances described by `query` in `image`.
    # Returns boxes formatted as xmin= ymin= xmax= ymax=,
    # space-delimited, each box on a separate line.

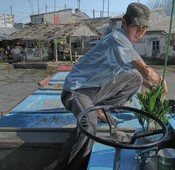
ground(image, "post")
xmin=54 ymin=39 xmax=58 ymax=62
xmin=114 ymin=148 xmax=121 ymax=170
xmin=69 ymin=36 xmax=73 ymax=62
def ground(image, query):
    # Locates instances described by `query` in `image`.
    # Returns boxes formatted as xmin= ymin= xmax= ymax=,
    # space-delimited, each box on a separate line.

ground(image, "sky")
xmin=0 ymin=0 xmax=148 ymax=23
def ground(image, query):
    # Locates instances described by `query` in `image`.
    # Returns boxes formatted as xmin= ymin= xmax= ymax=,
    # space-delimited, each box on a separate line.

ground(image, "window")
xmin=152 ymin=40 xmax=160 ymax=53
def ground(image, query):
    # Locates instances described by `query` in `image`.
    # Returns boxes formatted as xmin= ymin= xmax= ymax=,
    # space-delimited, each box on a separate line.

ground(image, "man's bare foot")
xmin=96 ymin=109 xmax=107 ymax=122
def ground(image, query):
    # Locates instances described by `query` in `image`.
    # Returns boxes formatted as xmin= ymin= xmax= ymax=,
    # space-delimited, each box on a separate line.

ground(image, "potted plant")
xmin=135 ymin=84 xmax=171 ymax=130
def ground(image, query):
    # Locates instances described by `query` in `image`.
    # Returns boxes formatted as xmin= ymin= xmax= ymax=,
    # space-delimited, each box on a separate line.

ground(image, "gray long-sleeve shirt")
xmin=63 ymin=28 xmax=142 ymax=92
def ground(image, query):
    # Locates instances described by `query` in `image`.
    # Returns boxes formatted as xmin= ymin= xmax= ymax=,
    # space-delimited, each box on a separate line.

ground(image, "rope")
xmin=162 ymin=0 xmax=175 ymax=84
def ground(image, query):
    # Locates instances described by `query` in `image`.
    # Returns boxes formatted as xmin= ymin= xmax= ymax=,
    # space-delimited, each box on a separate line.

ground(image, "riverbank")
xmin=0 ymin=61 xmax=74 ymax=70
xmin=1 ymin=57 xmax=175 ymax=70
xmin=144 ymin=57 xmax=175 ymax=65
xmin=0 ymin=63 xmax=13 ymax=69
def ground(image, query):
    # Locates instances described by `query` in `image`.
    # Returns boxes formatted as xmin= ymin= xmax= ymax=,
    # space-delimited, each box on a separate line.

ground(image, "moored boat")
xmin=0 ymin=65 xmax=175 ymax=170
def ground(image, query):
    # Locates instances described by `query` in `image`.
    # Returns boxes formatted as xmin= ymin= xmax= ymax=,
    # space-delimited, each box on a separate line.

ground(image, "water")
xmin=153 ymin=65 xmax=175 ymax=100
xmin=0 ymin=69 xmax=51 ymax=113
xmin=0 ymin=65 xmax=175 ymax=113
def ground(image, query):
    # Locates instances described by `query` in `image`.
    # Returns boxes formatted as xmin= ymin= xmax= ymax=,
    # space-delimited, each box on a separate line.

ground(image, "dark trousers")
xmin=55 ymin=71 xmax=142 ymax=170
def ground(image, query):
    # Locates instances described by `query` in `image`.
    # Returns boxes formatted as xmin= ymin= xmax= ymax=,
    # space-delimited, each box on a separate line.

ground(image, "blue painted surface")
xmin=11 ymin=92 xmax=64 ymax=112
xmin=0 ymin=113 xmax=76 ymax=128
xmin=49 ymin=72 xmax=69 ymax=82
xmin=88 ymin=143 xmax=139 ymax=170
xmin=33 ymin=89 xmax=62 ymax=95
xmin=87 ymin=143 xmax=115 ymax=170
xmin=168 ymin=117 xmax=175 ymax=134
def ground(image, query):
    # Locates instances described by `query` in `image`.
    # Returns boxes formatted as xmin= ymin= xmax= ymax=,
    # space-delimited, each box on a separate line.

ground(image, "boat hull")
xmin=0 ymin=128 xmax=71 ymax=170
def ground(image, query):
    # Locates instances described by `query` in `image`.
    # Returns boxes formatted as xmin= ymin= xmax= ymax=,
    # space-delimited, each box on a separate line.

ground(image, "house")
xmin=30 ymin=8 xmax=90 ymax=25
xmin=0 ymin=14 xmax=19 ymax=61
xmin=1 ymin=7 xmax=175 ymax=63
xmin=0 ymin=14 xmax=14 ymax=27
xmin=134 ymin=15 xmax=175 ymax=61
xmin=86 ymin=17 xmax=111 ymax=35
xmin=109 ymin=9 xmax=175 ymax=62
xmin=8 ymin=22 xmax=101 ymax=61
xmin=72 ymin=9 xmax=90 ymax=21
xmin=0 ymin=14 xmax=17 ymax=41
xmin=0 ymin=27 xmax=18 ymax=41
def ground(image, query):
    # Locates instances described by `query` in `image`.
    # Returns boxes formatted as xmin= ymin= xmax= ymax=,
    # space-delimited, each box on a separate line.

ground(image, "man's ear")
xmin=122 ymin=19 xmax=126 ymax=27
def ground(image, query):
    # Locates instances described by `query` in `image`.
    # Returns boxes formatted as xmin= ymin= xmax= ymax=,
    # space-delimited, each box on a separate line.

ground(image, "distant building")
xmin=0 ymin=14 xmax=14 ymax=27
xmin=8 ymin=22 xmax=101 ymax=61
xmin=134 ymin=15 xmax=175 ymax=60
xmin=0 ymin=14 xmax=17 ymax=41
xmin=14 ymin=23 xmax=26 ymax=30
xmin=30 ymin=8 xmax=90 ymax=25
xmin=110 ymin=15 xmax=122 ymax=31
xmin=109 ymin=8 xmax=175 ymax=60
xmin=72 ymin=9 xmax=90 ymax=21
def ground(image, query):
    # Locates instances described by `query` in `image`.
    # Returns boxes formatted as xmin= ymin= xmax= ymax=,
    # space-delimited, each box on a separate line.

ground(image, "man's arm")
xmin=131 ymin=60 xmax=168 ymax=93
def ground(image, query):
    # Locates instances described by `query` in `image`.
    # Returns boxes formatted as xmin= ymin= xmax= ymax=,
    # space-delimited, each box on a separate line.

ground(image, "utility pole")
xmin=165 ymin=0 xmax=167 ymax=13
xmin=53 ymin=0 xmax=58 ymax=62
xmin=37 ymin=0 xmax=40 ymax=14
xmin=108 ymin=0 xmax=109 ymax=17
xmin=53 ymin=0 xmax=56 ymax=24
xmin=102 ymin=0 xmax=105 ymax=17
xmin=10 ymin=5 xmax=13 ymax=15
xmin=54 ymin=0 xmax=56 ymax=12
xmin=93 ymin=9 xmax=95 ymax=18
xmin=77 ymin=0 xmax=80 ymax=10
xmin=45 ymin=3 xmax=48 ymax=13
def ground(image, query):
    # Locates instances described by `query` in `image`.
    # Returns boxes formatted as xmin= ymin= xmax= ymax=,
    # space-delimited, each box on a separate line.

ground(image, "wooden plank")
xmin=49 ymin=72 xmax=69 ymax=82
xmin=33 ymin=90 xmax=62 ymax=95
xmin=57 ymin=65 xmax=73 ymax=72
xmin=11 ymin=93 xmax=64 ymax=112
xmin=0 ymin=113 xmax=76 ymax=128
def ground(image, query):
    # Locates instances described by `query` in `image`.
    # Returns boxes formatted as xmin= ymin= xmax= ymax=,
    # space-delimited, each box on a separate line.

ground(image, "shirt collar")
xmin=119 ymin=28 xmax=130 ymax=41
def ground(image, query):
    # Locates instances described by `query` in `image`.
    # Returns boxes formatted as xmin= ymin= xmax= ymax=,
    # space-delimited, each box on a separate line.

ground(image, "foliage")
xmin=136 ymin=85 xmax=171 ymax=130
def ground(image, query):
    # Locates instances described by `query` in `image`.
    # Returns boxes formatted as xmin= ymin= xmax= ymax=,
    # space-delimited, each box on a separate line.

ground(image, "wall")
xmin=0 ymin=14 xmax=14 ymax=27
xmin=26 ymin=48 xmax=48 ymax=61
xmin=31 ymin=9 xmax=73 ymax=25
xmin=134 ymin=32 xmax=175 ymax=59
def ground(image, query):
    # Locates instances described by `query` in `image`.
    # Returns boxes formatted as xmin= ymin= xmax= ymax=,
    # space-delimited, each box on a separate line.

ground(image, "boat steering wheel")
xmin=77 ymin=105 xmax=168 ymax=149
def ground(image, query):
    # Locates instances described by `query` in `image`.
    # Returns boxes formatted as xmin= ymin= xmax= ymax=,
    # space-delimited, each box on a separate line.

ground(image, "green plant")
xmin=136 ymin=84 xmax=171 ymax=130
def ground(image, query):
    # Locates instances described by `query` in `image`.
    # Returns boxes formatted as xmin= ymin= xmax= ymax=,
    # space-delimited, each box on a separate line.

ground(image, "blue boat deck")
xmin=0 ymin=67 xmax=175 ymax=170
xmin=0 ymin=70 xmax=142 ymax=130
xmin=88 ymin=143 xmax=139 ymax=170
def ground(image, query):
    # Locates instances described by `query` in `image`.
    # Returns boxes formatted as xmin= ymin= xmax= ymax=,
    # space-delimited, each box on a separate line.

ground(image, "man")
xmin=55 ymin=3 xmax=168 ymax=170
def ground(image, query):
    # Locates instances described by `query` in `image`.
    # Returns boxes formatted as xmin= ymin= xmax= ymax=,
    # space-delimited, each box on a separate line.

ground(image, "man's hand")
xmin=131 ymin=60 xmax=168 ymax=94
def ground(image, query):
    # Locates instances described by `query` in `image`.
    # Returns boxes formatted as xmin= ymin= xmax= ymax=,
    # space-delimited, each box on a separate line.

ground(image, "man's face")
xmin=124 ymin=23 xmax=148 ymax=43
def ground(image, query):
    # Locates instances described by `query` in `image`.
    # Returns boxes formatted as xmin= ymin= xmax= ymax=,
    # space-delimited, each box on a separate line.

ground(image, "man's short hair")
xmin=123 ymin=14 xmax=132 ymax=26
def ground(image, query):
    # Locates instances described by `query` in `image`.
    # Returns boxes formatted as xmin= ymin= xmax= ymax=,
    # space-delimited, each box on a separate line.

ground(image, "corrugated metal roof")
xmin=0 ymin=27 xmax=18 ymax=40
xmin=149 ymin=16 xmax=175 ymax=34
xmin=9 ymin=22 xmax=101 ymax=41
